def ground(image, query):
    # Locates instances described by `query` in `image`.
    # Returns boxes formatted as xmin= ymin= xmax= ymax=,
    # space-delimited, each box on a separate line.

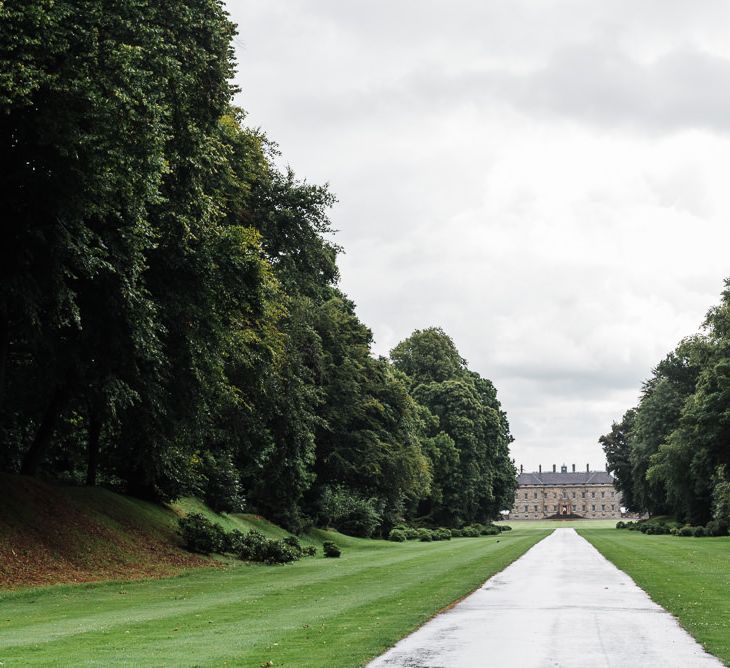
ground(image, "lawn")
xmin=580 ymin=528 xmax=730 ymax=665
xmin=0 ymin=528 xmax=548 ymax=667
xmin=497 ymin=518 xmax=618 ymax=530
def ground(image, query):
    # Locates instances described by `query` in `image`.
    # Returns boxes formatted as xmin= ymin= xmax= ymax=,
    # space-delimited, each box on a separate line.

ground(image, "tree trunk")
xmin=20 ymin=386 xmax=67 ymax=475
xmin=85 ymin=406 xmax=102 ymax=486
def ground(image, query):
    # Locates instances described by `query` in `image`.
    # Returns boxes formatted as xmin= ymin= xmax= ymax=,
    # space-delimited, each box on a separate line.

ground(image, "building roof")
xmin=517 ymin=471 xmax=615 ymax=486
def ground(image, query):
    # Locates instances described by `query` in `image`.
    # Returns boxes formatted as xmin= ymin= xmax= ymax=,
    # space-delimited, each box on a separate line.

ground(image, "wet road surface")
xmin=367 ymin=528 xmax=722 ymax=668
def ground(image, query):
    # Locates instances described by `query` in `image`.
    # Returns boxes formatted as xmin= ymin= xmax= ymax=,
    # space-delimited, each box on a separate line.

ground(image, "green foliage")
xmin=0 ymin=2 xmax=515 ymax=541
xmin=178 ymin=513 xmax=226 ymax=555
xmin=319 ymin=486 xmax=382 ymax=538
xmin=322 ymin=541 xmax=341 ymax=558
xmin=391 ymin=328 xmax=516 ymax=528
xmin=388 ymin=529 xmax=407 ymax=542
xmin=601 ymin=280 xmax=730 ymax=525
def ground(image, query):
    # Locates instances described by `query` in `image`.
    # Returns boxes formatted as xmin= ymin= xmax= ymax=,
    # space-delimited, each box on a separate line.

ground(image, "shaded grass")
xmin=580 ymin=528 xmax=730 ymax=665
xmin=0 ymin=529 xmax=548 ymax=667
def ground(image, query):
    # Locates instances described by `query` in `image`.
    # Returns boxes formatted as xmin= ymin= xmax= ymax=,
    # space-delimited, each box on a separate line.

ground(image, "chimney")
xmin=552 ymin=464 xmax=556 ymax=473
xmin=586 ymin=463 xmax=590 ymax=472
xmin=539 ymin=464 xmax=542 ymax=473
xmin=520 ymin=464 xmax=523 ymax=474
xmin=572 ymin=463 xmax=575 ymax=472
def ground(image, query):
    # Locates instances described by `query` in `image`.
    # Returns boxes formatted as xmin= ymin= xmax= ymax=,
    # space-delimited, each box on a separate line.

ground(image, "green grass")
xmin=580 ymin=528 xmax=730 ymax=664
xmin=0 ymin=529 xmax=547 ymax=667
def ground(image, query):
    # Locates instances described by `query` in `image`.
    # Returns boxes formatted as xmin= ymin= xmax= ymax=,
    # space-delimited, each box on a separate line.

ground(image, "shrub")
xmin=692 ymin=525 xmax=707 ymax=538
xmin=417 ymin=528 xmax=433 ymax=542
xmin=178 ymin=513 xmax=225 ymax=554
xmin=480 ymin=524 xmax=500 ymax=536
xmin=433 ymin=528 xmax=452 ymax=541
xmin=282 ymin=535 xmax=303 ymax=555
xmin=706 ymin=519 xmax=729 ymax=537
xmin=320 ymin=486 xmax=382 ymax=538
xmin=323 ymin=541 xmax=341 ymax=558
xmin=237 ymin=529 xmax=270 ymax=561
xmin=222 ymin=529 xmax=246 ymax=554
xmin=461 ymin=525 xmax=481 ymax=538
xmin=261 ymin=540 xmax=300 ymax=564
xmin=302 ymin=545 xmax=317 ymax=557
xmin=497 ymin=525 xmax=512 ymax=532
xmin=388 ymin=529 xmax=407 ymax=542
xmin=677 ymin=526 xmax=694 ymax=537
xmin=616 ymin=521 xmax=626 ymax=529
xmin=450 ymin=528 xmax=463 ymax=537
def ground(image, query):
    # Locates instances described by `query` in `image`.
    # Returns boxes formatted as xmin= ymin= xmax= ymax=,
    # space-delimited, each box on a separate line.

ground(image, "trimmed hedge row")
xmin=178 ymin=513 xmax=324 ymax=564
xmin=387 ymin=523 xmax=511 ymax=542
xmin=616 ymin=519 xmax=729 ymax=537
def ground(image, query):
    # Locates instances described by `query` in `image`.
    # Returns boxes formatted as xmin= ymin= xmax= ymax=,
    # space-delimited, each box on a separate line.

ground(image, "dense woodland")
xmin=601 ymin=280 xmax=730 ymax=526
xmin=0 ymin=1 xmax=516 ymax=534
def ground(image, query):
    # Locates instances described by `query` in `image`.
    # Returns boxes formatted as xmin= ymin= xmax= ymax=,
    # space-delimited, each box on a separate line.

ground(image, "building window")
xmin=572 ymin=492 xmax=576 ymax=498
xmin=582 ymin=505 xmax=586 ymax=511
xmin=602 ymin=504 xmax=605 ymax=510
xmin=611 ymin=504 xmax=615 ymax=510
xmin=582 ymin=491 xmax=585 ymax=498
xmin=534 ymin=505 xmax=538 ymax=511
xmin=524 ymin=505 xmax=528 ymax=512
xmin=592 ymin=504 xmax=596 ymax=511
xmin=601 ymin=491 xmax=605 ymax=498
xmin=592 ymin=492 xmax=596 ymax=498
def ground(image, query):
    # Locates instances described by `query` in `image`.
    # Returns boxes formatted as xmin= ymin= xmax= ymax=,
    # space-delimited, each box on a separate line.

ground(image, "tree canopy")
xmin=0 ymin=0 xmax=516 ymax=534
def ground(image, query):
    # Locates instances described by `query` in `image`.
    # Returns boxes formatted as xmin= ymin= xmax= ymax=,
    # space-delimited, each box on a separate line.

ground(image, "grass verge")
xmin=0 ymin=528 xmax=548 ymax=667
xmin=579 ymin=528 xmax=730 ymax=665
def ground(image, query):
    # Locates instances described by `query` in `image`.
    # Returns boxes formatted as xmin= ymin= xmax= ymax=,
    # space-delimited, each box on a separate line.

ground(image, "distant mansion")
xmin=508 ymin=464 xmax=621 ymax=520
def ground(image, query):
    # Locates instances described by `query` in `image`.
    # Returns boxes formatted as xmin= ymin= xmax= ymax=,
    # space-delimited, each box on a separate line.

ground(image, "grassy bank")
xmin=0 ymin=528 xmax=547 ymax=667
xmin=580 ymin=528 xmax=730 ymax=664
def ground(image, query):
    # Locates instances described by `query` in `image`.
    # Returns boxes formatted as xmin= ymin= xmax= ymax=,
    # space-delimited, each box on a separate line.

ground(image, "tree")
xmin=599 ymin=409 xmax=637 ymax=511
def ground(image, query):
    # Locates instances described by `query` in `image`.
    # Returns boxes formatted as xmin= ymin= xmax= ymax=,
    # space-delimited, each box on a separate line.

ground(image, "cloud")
xmin=226 ymin=0 xmax=730 ymax=470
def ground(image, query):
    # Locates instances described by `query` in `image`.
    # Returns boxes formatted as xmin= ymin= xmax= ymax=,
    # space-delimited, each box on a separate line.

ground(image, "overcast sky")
xmin=227 ymin=0 xmax=730 ymax=471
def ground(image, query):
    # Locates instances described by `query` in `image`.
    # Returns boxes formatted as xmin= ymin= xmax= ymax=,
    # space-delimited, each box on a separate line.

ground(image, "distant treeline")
xmin=0 ymin=1 xmax=516 ymax=534
xmin=600 ymin=280 xmax=730 ymax=525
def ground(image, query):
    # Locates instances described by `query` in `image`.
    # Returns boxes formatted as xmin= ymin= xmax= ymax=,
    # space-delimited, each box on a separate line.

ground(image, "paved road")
xmin=368 ymin=528 xmax=722 ymax=668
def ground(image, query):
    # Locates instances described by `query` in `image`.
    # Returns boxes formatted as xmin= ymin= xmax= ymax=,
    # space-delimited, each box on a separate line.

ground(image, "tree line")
xmin=0 ymin=1 xmax=516 ymax=534
xmin=600 ymin=280 xmax=730 ymax=526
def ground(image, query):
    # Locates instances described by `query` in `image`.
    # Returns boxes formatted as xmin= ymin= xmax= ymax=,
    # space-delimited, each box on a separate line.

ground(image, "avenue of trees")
xmin=0 ymin=0 xmax=516 ymax=534
xmin=601 ymin=279 xmax=730 ymax=526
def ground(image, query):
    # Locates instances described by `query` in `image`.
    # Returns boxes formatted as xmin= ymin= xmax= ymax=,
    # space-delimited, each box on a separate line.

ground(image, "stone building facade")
xmin=508 ymin=464 xmax=621 ymax=520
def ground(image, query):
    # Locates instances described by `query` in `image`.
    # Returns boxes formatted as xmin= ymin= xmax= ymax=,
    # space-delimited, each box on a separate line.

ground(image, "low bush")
xmin=302 ymin=545 xmax=317 ymax=557
xmin=705 ymin=519 xmax=729 ymax=537
xmin=418 ymin=528 xmax=433 ymax=542
xmin=323 ymin=541 xmax=341 ymax=558
xmin=433 ymin=528 xmax=452 ymax=541
xmin=222 ymin=529 xmax=246 ymax=554
xmin=261 ymin=540 xmax=300 ymax=564
xmin=616 ymin=521 xmax=626 ymax=529
xmin=178 ymin=513 xmax=226 ymax=554
xmin=461 ymin=525 xmax=481 ymax=538
xmin=388 ymin=529 xmax=407 ymax=542
xmin=692 ymin=525 xmax=707 ymax=538
xmin=237 ymin=529 xmax=270 ymax=561
xmin=282 ymin=535 xmax=303 ymax=555
xmin=497 ymin=525 xmax=512 ymax=532
xmin=450 ymin=528 xmax=463 ymax=537
xmin=479 ymin=524 xmax=501 ymax=536
xmin=320 ymin=486 xmax=382 ymax=538
xmin=677 ymin=525 xmax=694 ymax=537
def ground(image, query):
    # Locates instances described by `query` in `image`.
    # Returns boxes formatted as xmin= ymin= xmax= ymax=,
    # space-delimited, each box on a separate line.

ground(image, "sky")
xmin=226 ymin=0 xmax=730 ymax=471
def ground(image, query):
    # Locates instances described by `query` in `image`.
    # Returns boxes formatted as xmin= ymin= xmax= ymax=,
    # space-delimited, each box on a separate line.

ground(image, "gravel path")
xmin=368 ymin=528 xmax=722 ymax=668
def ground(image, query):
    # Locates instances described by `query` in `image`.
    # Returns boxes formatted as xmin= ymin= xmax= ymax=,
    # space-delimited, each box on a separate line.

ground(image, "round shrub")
xmin=262 ymin=540 xmax=300 ymax=564
xmin=222 ymin=528 xmax=246 ymax=554
xmin=237 ymin=529 xmax=269 ymax=561
xmin=497 ymin=525 xmax=512 ymax=532
xmin=677 ymin=526 xmax=694 ymax=537
xmin=480 ymin=524 xmax=500 ymax=536
xmin=282 ymin=535 xmax=303 ymax=555
xmin=616 ymin=521 xmax=626 ymax=529
xmin=301 ymin=545 xmax=317 ymax=557
xmin=178 ymin=513 xmax=225 ymax=554
xmin=461 ymin=525 xmax=481 ymax=538
xmin=705 ymin=519 xmax=729 ymax=537
xmin=388 ymin=529 xmax=407 ymax=542
xmin=320 ymin=486 xmax=381 ymax=537
xmin=692 ymin=525 xmax=707 ymax=537
xmin=323 ymin=541 xmax=341 ymax=558
xmin=417 ymin=528 xmax=433 ymax=542
xmin=433 ymin=528 xmax=452 ymax=541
